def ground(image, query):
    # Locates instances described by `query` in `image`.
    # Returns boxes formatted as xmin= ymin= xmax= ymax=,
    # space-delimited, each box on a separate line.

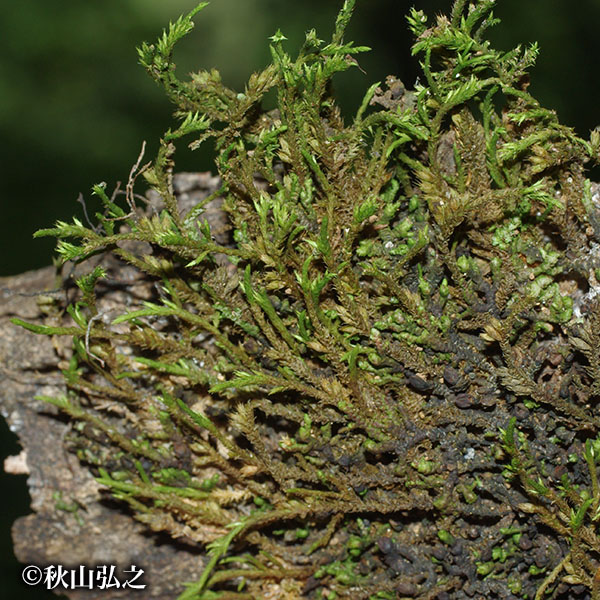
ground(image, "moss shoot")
xmin=14 ymin=1 xmax=600 ymax=598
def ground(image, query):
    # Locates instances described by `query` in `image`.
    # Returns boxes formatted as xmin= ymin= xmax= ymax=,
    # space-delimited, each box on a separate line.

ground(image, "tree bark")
xmin=0 ymin=172 xmax=224 ymax=599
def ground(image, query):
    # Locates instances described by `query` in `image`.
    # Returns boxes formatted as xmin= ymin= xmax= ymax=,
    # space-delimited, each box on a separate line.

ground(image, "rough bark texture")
xmin=0 ymin=173 xmax=223 ymax=599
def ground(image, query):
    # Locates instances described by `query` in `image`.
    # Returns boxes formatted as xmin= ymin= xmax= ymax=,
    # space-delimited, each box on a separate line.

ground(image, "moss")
xmin=14 ymin=0 xmax=600 ymax=598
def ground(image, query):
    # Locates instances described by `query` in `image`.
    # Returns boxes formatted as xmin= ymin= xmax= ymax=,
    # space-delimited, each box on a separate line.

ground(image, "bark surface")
xmin=0 ymin=173 xmax=223 ymax=599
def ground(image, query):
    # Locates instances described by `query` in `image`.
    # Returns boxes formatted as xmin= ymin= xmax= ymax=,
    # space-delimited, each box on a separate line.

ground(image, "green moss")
xmin=15 ymin=0 xmax=600 ymax=598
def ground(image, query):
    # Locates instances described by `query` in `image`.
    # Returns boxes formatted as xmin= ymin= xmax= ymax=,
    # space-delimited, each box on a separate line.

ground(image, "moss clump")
xmin=15 ymin=0 xmax=600 ymax=598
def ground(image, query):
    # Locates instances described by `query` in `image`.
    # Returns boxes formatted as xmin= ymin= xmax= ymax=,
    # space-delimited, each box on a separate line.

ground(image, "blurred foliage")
xmin=1 ymin=0 xmax=599 ymax=275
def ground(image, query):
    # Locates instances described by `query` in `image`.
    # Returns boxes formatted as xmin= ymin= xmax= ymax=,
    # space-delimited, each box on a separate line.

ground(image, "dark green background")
xmin=1 ymin=1 xmax=598 ymax=597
